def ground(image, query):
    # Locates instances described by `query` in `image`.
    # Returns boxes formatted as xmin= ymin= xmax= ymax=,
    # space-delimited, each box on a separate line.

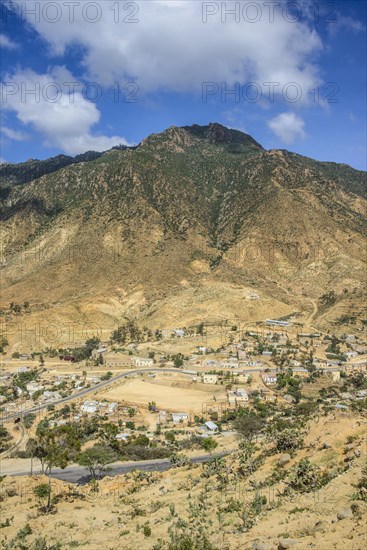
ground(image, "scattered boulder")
xmin=345 ymin=443 xmax=355 ymax=452
xmin=344 ymin=453 xmax=355 ymax=463
xmin=354 ymin=449 xmax=361 ymax=457
xmin=337 ymin=508 xmax=353 ymax=520
xmin=278 ymin=539 xmax=300 ymax=549
xmin=278 ymin=454 xmax=291 ymax=467
xmin=321 ymin=442 xmax=331 ymax=449
xmin=283 ymin=394 xmax=296 ymax=403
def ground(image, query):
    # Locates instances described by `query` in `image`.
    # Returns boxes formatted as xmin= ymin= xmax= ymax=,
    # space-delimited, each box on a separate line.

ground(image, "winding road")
xmin=0 ymin=366 xmax=279 ymax=424
xmin=0 ymin=368 xmax=194 ymax=423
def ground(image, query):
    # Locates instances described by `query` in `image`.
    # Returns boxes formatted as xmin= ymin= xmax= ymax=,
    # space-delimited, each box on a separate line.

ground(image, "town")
xmin=1 ymin=316 xmax=366 ymax=466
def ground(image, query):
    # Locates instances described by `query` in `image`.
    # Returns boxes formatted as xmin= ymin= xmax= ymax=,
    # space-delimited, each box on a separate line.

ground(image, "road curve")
xmin=0 ymin=423 xmax=26 ymax=459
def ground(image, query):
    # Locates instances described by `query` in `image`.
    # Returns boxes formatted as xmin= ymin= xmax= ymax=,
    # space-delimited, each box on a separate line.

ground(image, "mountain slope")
xmin=0 ymin=123 xmax=366 ymax=348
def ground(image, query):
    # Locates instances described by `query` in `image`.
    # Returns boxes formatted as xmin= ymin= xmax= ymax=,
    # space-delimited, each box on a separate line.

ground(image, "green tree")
xmin=77 ymin=445 xmax=117 ymax=479
xmin=201 ymin=437 xmax=218 ymax=454
xmin=234 ymin=415 xmax=265 ymax=442
xmin=197 ymin=323 xmax=205 ymax=336
xmin=0 ymin=335 xmax=9 ymax=354
xmin=34 ymin=483 xmax=52 ymax=512
xmin=98 ymin=422 xmax=119 ymax=445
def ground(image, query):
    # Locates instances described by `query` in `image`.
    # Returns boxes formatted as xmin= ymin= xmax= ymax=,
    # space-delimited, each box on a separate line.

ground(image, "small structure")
xmin=205 ymin=421 xmax=218 ymax=433
xmin=159 ymin=411 xmax=168 ymax=425
xmin=86 ymin=376 xmax=101 ymax=384
xmin=203 ymin=374 xmax=218 ymax=384
xmin=108 ymin=402 xmax=118 ymax=414
xmin=266 ymin=319 xmax=289 ymax=327
xmin=220 ymin=360 xmax=239 ymax=369
xmin=104 ymin=353 xmax=131 ymax=368
xmin=81 ymin=401 xmax=99 ymax=414
xmin=17 ymin=366 xmax=28 ymax=373
xmin=26 ymin=382 xmax=44 ymax=395
xmin=292 ymin=368 xmax=309 ymax=378
xmin=116 ymin=433 xmax=130 ymax=441
xmin=237 ymin=372 xmax=251 ymax=383
xmin=262 ymin=374 xmax=277 ymax=385
xmin=42 ymin=391 xmax=62 ymax=402
xmin=92 ymin=347 xmax=108 ymax=359
xmin=132 ymin=357 xmax=154 ymax=367
xmin=331 ymin=371 xmax=341 ymax=382
xmin=172 ymin=412 xmax=189 ymax=424
xmin=235 ymin=388 xmax=249 ymax=401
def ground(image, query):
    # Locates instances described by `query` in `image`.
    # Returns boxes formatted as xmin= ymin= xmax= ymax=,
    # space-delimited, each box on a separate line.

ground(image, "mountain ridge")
xmin=0 ymin=123 xmax=366 ymax=349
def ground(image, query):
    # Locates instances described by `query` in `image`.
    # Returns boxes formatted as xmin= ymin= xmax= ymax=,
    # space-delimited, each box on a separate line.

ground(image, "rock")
xmin=344 ymin=453 xmax=355 ymax=462
xmin=345 ymin=443 xmax=355 ymax=452
xmin=278 ymin=539 xmax=300 ymax=549
xmin=354 ymin=449 xmax=361 ymax=457
xmin=278 ymin=453 xmax=291 ymax=467
xmin=337 ymin=508 xmax=353 ymax=520
xmin=322 ymin=442 xmax=331 ymax=449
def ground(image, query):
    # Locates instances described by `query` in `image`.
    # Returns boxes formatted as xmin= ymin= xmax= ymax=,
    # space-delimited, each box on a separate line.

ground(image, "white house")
xmin=205 ymin=421 xmax=218 ymax=432
xmin=132 ymin=357 xmax=154 ymax=367
xmin=220 ymin=361 xmax=239 ymax=369
xmin=42 ymin=391 xmax=62 ymax=401
xmin=172 ymin=412 xmax=189 ymax=424
xmin=116 ymin=433 xmax=130 ymax=441
xmin=103 ymin=353 xmax=131 ymax=367
xmin=17 ymin=366 xmax=28 ymax=373
xmin=203 ymin=374 xmax=218 ymax=384
xmin=262 ymin=374 xmax=277 ymax=385
xmin=92 ymin=347 xmax=108 ymax=359
xmin=235 ymin=388 xmax=249 ymax=401
xmin=81 ymin=401 xmax=99 ymax=414
xmin=86 ymin=376 xmax=101 ymax=384
xmin=26 ymin=382 xmax=44 ymax=395
xmin=108 ymin=402 xmax=118 ymax=414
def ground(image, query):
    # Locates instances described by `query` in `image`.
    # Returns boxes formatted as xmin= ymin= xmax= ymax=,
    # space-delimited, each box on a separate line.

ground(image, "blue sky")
xmin=0 ymin=0 xmax=366 ymax=170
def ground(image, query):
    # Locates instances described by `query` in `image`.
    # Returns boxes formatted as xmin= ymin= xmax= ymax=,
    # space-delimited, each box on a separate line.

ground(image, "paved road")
xmin=1 ymin=363 xmax=339 ymax=424
xmin=0 ymin=367 xmax=197 ymax=423
xmin=1 ymin=452 xmax=230 ymax=484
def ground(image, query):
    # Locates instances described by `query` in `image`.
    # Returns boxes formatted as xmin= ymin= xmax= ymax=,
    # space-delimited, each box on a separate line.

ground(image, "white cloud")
xmin=0 ymin=33 xmax=18 ymax=49
xmin=6 ymin=1 xmax=323 ymax=103
xmin=267 ymin=112 xmax=306 ymax=144
xmin=1 ymin=126 xmax=29 ymax=141
xmin=1 ymin=68 xmax=130 ymax=155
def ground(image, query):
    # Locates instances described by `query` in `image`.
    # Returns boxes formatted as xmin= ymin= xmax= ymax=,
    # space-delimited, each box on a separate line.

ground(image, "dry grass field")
xmin=101 ymin=375 xmax=225 ymax=412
